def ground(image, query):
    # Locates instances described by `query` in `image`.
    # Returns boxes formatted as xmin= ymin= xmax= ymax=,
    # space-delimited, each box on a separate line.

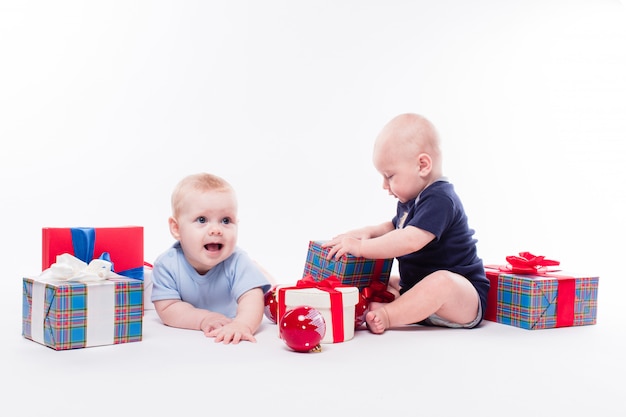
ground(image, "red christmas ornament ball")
xmin=354 ymin=291 xmax=369 ymax=328
xmin=279 ymin=305 xmax=326 ymax=352
xmin=264 ymin=286 xmax=278 ymax=323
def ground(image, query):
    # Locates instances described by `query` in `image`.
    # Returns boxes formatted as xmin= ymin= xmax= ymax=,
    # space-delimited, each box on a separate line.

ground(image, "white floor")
xmin=6 ymin=274 xmax=624 ymax=417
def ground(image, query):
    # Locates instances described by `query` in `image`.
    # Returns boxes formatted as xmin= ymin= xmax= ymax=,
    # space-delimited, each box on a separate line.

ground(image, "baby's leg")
xmin=387 ymin=275 xmax=401 ymax=299
xmin=368 ymin=271 xmax=480 ymax=333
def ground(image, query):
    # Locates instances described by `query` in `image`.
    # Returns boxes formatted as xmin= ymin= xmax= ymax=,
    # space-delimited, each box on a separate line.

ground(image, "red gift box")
xmin=42 ymin=226 xmax=144 ymax=280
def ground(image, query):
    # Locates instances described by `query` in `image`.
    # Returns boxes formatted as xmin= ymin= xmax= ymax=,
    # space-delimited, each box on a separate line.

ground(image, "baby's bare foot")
xmin=365 ymin=306 xmax=389 ymax=334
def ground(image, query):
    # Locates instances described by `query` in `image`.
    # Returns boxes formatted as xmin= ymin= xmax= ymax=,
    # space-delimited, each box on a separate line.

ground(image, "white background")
xmin=1 ymin=1 xmax=625 ymax=415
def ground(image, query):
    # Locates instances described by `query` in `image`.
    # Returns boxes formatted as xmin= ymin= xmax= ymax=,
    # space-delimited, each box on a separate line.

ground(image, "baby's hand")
xmin=322 ymin=235 xmax=346 ymax=259
xmin=323 ymin=236 xmax=362 ymax=260
xmin=199 ymin=313 xmax=232 ymax=335
xmin=207 ymin=321 xmax=256 ymax=344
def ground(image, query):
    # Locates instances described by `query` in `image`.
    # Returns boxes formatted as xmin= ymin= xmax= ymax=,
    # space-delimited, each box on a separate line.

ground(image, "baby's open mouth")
xmin=204 ymin=243 xmax=223 ymax=251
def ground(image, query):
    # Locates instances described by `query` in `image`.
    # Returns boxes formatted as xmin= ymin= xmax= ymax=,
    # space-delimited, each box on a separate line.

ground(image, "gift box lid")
xmin=281 ymin=286 xmax=359 ymax=308
xmin=486 ymin=267 xmax=599 ymax=281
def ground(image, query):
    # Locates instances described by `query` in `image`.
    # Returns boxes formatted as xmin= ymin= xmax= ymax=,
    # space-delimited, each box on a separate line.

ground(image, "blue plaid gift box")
xmin=22 ymin=255 xmax=143 ymax=350
xmin=485 ymin=264 xmax=599 ymax=330
xmin=303 ymin=240 xmax=393 ymax=290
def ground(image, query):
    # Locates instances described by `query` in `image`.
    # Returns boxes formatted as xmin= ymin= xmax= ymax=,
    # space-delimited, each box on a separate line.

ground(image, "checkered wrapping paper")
xmin=486 ymin=270 xmax=598 ymax=330
xmin=302 ymin=240 xmax=393 ymax=289
xmin=22 ymin=277 xmax=143 ymax=350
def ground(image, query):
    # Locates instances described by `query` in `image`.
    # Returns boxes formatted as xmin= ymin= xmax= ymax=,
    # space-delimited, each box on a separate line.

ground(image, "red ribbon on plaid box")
xmin=485 ymin=252 xmax=576 ymax=328
xmin=361 ymin=280 xmax=395 ymax=304
xmin=277 ymin=275 xmax=351 ymax=343
xmin=501 ymin=251 xmax=561 ymax=274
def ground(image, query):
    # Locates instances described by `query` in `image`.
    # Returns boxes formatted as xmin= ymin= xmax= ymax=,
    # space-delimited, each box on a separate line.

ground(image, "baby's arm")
xmin=206 ymin=287 xmax=265 ymax=344
xmin=362 ymin=226 xmax=435 ymax=258
xmin=323 ymin=221 xmax=394 ymax=258
xmin=327 ymin=225 xmax=435 ymax=260
xmin=331 ymin=221 xmax=394 ymax=241
xmin=154 ymin=299 xmax=232 ymax=333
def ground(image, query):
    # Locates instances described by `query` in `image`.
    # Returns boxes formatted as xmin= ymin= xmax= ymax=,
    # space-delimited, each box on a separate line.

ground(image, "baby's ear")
xmin=417 ymin=152 xmax=433 ymax=173
xmin=168 ymin=217 xmax=181 ymax=240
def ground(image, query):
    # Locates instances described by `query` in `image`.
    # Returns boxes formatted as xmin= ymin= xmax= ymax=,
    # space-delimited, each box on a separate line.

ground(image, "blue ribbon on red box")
xmin=70 ymin=227 xmax=144 ymax=280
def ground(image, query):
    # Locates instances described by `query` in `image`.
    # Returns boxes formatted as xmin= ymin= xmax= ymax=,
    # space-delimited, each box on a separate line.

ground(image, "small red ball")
xmin=279 ymin=305 xmax=326 ymax=352
xmin=264 ymin=286 xmax=278 ymax=323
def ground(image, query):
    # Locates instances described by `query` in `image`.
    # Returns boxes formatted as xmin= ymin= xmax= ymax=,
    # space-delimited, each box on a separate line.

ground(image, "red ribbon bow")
xmin=362 ymin=280 xmax=395 ymax=304
xmin=503 ymin=252 xmax=560 ymax=274
xmin=296 ymin=274 xmax=345 ymax=290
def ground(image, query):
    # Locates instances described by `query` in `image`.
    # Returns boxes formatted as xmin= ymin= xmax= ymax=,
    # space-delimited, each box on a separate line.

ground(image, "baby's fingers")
xmin=325 ymin=245 xmax=339 ymax=260
xmin=212 ymin=330 xmax=256 ymax=344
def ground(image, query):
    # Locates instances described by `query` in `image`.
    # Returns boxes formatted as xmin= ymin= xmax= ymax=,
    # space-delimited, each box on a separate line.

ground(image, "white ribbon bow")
xmin=38 ymin=253 xmax=123 ymax=282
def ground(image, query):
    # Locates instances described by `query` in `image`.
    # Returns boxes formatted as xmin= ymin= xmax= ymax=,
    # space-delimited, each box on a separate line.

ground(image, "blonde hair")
xmin=171 ymin=173 xmax=234 ymax=217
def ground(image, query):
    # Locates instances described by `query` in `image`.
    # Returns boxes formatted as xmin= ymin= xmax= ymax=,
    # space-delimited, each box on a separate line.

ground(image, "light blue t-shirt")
xmin=151 ymin=242 xmax=271 ymax=318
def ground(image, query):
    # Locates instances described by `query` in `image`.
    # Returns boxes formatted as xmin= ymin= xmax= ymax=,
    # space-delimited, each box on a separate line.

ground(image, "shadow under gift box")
xmin=484 ymin=265 xmax=599 ymax=330
xmin=303 ymin=240 xmax=393 ymax=290
xmin=22 ymin=276 xmax=143 ymax=350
